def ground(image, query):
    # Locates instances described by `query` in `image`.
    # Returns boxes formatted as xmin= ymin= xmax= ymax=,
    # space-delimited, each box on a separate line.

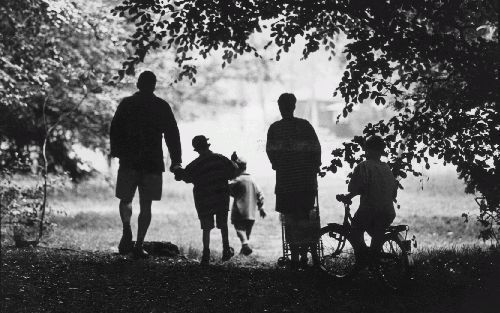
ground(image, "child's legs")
xmin=234 ymin=221 xmax=248 ymax=245
xmin=215 ymin=210 xmax=230 ymax=249
xmin=199 ymin=215 xmax=215 ymax=251
xmin=245 ymin=220 xmax=255 ymax=240
xmin=367 ymin=213 xmax=394 ymax=255
xmin=351 ymin=210 xmax=371 ymax=260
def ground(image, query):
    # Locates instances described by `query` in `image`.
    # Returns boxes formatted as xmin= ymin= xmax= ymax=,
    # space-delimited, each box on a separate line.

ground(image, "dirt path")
xmin=1 ymin=247 xmax=499 ymax=313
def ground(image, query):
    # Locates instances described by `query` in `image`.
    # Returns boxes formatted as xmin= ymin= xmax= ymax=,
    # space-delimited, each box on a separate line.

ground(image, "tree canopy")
xmin=113 ymin=0 xmax=499 ymax=240
xmin=0 ymin=0 xmax=126 ymax=181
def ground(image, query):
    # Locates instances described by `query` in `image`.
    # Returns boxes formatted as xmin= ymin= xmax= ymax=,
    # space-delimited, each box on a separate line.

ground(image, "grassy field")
xmin=2 ymin=168 xmax=498 ymax=313
xmin=1 ymin=164 xmax=486 ymax=264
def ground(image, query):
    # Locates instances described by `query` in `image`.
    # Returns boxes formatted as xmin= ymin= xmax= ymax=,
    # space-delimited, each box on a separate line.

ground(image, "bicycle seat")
xmin=386 ymin=225 xmax=409 ymax=233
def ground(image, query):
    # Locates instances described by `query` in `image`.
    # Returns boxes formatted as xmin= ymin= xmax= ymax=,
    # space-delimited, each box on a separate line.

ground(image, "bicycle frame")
xmin=328 ymin=200 xmax=412 ymax=254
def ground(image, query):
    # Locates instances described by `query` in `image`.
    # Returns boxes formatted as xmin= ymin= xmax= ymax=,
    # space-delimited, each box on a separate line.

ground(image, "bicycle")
xmin=318 ymin=194 xmax=413 ymax=290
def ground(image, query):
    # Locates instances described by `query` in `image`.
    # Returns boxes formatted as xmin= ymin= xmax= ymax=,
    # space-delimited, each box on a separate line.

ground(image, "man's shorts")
xmin=199 ymin=210 xmax=228 ymax=230
xmin=115 ymin=167 xmax=162 ymax=201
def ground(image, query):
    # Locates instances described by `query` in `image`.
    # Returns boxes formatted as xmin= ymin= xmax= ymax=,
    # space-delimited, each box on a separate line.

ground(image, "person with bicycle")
xmin=339 ymin=135 xmax=397 ymax=266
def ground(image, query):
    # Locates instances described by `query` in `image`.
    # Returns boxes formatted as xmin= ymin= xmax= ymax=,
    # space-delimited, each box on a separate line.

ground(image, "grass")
xmin=1 ymin=169 xmax=498 ymax=312
xmin=1 ymin=167 xmax=492 ymax=263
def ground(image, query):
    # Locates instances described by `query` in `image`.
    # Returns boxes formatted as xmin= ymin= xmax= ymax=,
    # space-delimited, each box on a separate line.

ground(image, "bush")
xmin=0 ymin=167 xmax=53 ymax=246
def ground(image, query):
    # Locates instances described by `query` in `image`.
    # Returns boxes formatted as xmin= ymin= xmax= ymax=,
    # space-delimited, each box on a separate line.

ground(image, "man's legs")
xmin=118 ymin=199 xmax=133 ymax=254
xmin=202 ymin=229 xmax=211 ymax=265
xmin=135 ymin=197 xmax=152 ymax=248
xmin=220 ymin=224 xmax=230 ymax=249
xmin=132 ymin=172 xmax=161 ymax=259
xmin=203 ymin=229 xmax=211 ymax=251
xmin=116 ymin=167 xmax=137 ymax=254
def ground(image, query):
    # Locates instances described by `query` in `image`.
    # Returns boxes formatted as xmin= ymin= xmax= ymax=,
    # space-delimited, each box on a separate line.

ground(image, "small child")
xmin=177 ymin=136 xmax=239 ymax=265
xmin=229 ymin=152 xmax=266 ymax=256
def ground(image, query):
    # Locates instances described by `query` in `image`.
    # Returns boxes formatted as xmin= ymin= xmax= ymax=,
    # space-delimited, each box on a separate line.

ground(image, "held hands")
xmin=170 ymin=163 xmax=184 ymax=181
xmin=170 ymin=163 xmax=182 ymax=173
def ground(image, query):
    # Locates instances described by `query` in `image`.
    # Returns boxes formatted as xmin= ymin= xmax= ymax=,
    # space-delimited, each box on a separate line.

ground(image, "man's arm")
xmin=266 ymin=124 xmax=279 ymax=170
xmin=109 ymin=100 xmax=126 ymax=158
xmin=305 ymin=121 xmax=322 ymax=170
xmin=162 ymin=103 xmax=182 ymax=171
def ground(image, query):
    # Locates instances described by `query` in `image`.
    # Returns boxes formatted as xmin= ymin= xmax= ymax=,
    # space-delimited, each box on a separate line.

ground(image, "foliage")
xmin=112 ymin=0 xmax=499 ymax=241
xmin=0 ymin=0 xmax=126 ymax=181
xmin=0 ymin=164 xmax=50 ymax=246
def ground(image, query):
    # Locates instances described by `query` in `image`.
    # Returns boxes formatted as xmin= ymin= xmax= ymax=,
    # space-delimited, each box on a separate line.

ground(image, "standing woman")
xmin=266 ymin=93 xmax=322 ymax=269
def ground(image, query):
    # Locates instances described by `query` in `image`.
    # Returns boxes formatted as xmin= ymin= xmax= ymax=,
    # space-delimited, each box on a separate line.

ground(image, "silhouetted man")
xmin=266 ymin=93 xmax=322 ymax=269
xmin=110 ymin=71 xmax=182 ymax=259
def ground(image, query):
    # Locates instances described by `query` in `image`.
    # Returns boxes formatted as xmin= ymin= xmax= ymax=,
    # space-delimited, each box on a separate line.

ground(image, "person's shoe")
xmin=118 ymin=228 xmax=133 ymax=255
xmin=240 ymin=244 xmax=253 ymax=256
xmin=132 ymin=245 xmax=150 ymax=259
xmin=201 ymin=249 xmax=210 ymax=266
xmin=222 ymin=246 xmax=234 ymax=262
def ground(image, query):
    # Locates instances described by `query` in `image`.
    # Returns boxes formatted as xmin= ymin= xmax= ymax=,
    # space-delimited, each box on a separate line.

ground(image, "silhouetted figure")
xmin=229 ymin=152 xmax=266 ymax=256
xmin=110 ymin=71 xmax=182 ymax=259
xmin=266 ymin=93 xmax=322 ymax=268
xmin=177 ymin=136 xmax=238 ymax=265
xmin=341 ymin=135 xmax=397 ymax=264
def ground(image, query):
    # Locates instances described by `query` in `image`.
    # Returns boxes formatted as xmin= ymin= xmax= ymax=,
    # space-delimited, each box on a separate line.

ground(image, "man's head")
xmin=192 ymin=135 xmax=211 ymax=153
xmin=278 ymin=93 xmax=296 ymax=118
xmin=364 ymin=135 xmax=386 ymax=160
xmin=137 ymin=71 xmax=156 ymax=93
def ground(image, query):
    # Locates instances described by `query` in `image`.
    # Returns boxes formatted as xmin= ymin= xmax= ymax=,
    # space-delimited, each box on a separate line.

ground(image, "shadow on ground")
xmin=1 ymin=247 xmax=499 ymax=313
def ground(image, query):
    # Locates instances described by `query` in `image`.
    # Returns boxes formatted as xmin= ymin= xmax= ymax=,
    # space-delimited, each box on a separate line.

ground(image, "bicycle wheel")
xmin=319 ymin=225 xmax=358 ymax=278
xmin=377 ymin=234 xmax=410 ymax=290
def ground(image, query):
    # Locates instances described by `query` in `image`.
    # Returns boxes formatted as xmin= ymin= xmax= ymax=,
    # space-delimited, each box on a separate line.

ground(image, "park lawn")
xmin=24 ymin=168 xmax=487 ymax=263
xmin=1 ymin=246 xmax=499 ymax=313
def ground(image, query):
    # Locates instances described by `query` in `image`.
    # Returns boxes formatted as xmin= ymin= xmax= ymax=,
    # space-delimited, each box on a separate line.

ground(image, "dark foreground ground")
xmin=1 ymin=247 xmax=499 ymax=313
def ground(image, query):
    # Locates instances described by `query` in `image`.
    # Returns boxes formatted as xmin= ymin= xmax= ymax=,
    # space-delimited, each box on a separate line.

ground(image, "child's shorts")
xmin=199 ymin=210 xmax=228 ymax=230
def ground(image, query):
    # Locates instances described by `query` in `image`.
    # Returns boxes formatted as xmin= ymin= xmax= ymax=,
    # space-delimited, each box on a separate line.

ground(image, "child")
xmin=177 ymin=135 xmax=239 ymax=265
xmin=340 ymin=135 xmax=398 ymax=264
xmin=229 ymin=152 xmax=266 ymax=256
